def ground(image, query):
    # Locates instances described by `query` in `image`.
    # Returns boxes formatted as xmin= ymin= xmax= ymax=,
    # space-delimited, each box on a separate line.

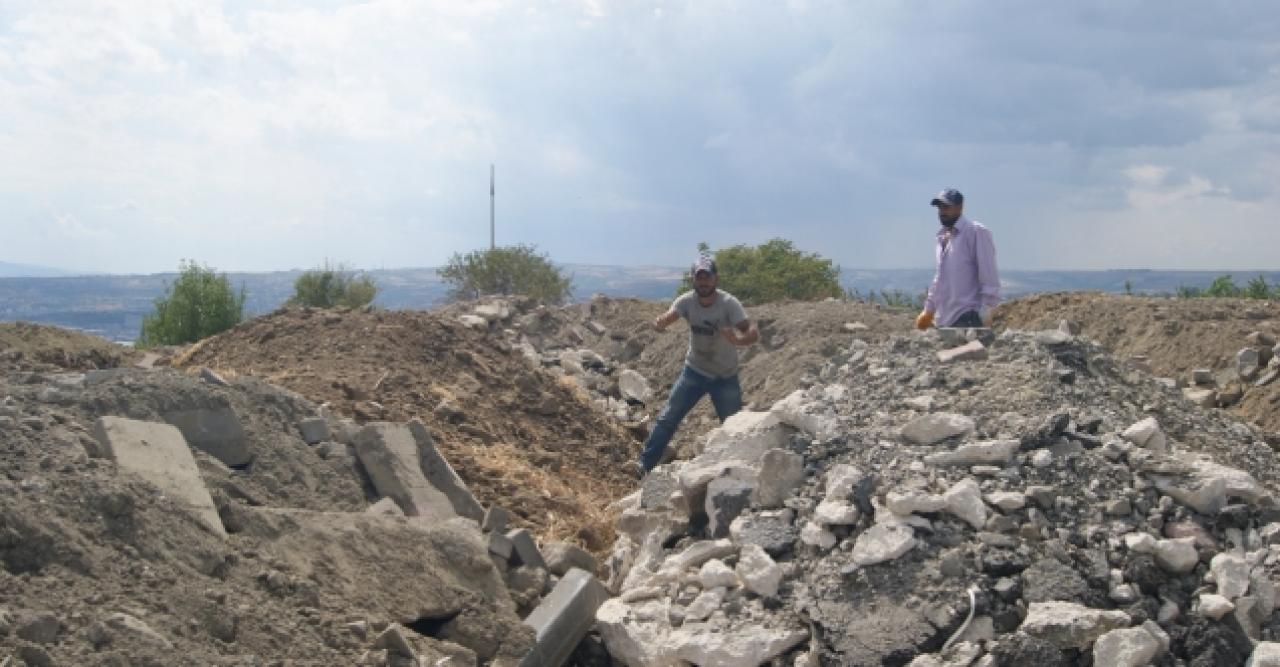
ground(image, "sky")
xmin=2 ymin=0 xmax=1278 ymax=275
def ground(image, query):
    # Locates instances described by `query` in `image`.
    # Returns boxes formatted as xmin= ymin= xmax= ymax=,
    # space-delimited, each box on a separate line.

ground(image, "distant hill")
xmin=0 ymin=260 xmax=78 ymax=278
xmin=0 ymin=265 xmax=1276 ymax=343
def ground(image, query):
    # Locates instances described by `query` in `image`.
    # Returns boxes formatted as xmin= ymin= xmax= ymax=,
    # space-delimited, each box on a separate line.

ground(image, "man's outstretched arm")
xmin=653 ymin=309 xmax=681 ymax=332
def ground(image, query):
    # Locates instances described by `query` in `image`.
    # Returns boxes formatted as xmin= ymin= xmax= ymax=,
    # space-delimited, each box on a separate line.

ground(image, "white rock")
xmin=925 ymin=439 xmax=1020 ymax=467
xmin=1093 ymin=627 xmax=1162 ymax=667
xmin=1248 ymin=642 xmax=1280 ymax=667
xmin=103 ymin=613 xmax=174 ymax=650
xmin=824 ymin=464 xmax=867 ymax=499
xmin=698 ymin=559 xmax=738 ymax=589
xmin=457 ymin=314 xmax=488 ymax=329
xmin=770 ymin=390 xmax=839 ymax=439
xmin=754 ymin=449 xmax=805 ymax=509
xmin=852 ymin=522 xmax=916 ymax=566
xmin=904 ymin=395 xmax=934 ymax=411
xmin=1124 ymin=532 xmax=1157 ymax=554
xmin=1121 ymin=417 xmax=1168 ymax=452
xmin=901 ymin=413 xmax=975 ymax=445
xmin=618 ymin=369 xmax=653 ymax=404
xmin=814 ymin=499 xmax=860 ymax=526
xmin=685 ymin=587 xmax=726 ymax=622
xmin=800 ymin=521 xmax=836 ymax=550
xmin=1154 ymin=538 xmax=1200 ymax=574
xmin=1018 ymin=601 xmax=1131 ymax=650
xmin=737 ymin=544 xmax=782 ymax=598
xmin=1183 ymin=387 xmax=1217 ymax=408
xmin=985 ymin=491 xmax=1026 ymax=512
xmin=671 ymin=624 xmax=809 ymax=666
xmin=1199 ymin=593 xmax=1235 ymax=619
xmin=1030 ymin=450 xmax=1054 ymax=468
xmin=943 ymin=478 xmax=988 ymax=530
xmin=886 ymin=490 xmax=947 ymax=517
xmin=667 ymin=539 xmax=737 ymax=572
xmin=702 ymin=411 xmax=792 ymax=464
xmin=1147 ymin=455 xmax=1266 ymax=515
xmin=1211 ymin=553 xmax=1252 ymax=599
xmin=1253 ymin=568 xmax=1276 ymax=617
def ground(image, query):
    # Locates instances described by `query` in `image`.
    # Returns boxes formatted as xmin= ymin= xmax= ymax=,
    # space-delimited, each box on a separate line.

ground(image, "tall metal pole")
xmin=489 ymin=164 xmax=495 ymax=250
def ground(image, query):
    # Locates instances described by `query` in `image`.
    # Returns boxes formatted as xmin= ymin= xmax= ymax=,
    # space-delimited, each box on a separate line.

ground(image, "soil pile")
xmin=173 ymin=305 xmax=637 ymax=551
xmin=0 ymin=321 xmax=140 ymax=372
xmin=996 ymin=293 xmax=1280 ymax=434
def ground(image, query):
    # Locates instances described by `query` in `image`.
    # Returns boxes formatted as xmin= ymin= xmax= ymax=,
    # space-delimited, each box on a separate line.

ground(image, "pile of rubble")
xmin=1181 ymin=330 xmax=1278 ymax=414
xmin=598 ymin=324 xmax=1280 ymax=665
xmin=0 ymin=360 xmax=612 ymax=665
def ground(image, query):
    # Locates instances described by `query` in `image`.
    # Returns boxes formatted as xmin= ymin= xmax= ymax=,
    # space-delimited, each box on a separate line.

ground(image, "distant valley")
xmin=1 ymin=265 xmax=1277 ymax=344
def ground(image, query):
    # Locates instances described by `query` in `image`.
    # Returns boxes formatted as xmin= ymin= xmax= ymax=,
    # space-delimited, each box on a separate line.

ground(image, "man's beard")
xmin=695 ymin=284 xmax=716 ymax=297
xmin=939 ymin=214 xmax=959 ymax=227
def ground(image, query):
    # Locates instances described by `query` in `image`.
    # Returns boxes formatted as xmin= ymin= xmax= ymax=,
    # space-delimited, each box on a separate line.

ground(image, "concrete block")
xmin=92 ymin=416 xmax=226 ymax=538
xmin=408 ymin=419 xmax=485 ymax=521
xmin=506 ymin=528 xmax=547 ymax=570
xmin=489 ymin=531 xmax=515 ymax=560
xmin=483 ymin=505 xmax=510 ymax=533
xmin=519 ymin=568 xmax=610 ymax=667
xmin=162 ymin=407 xmax=252 ymax=467
xmin=543 ymin=541 xmax=598 ymax=577
xmin=298 ymin=417 xmax=330 ymax=445
xmin=354 ymin=423 xmax=457 ymax=520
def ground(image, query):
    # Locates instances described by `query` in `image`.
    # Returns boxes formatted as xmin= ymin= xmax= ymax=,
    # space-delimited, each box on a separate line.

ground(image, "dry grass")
xmin=467 ymin=440 xmax=626 ymax=556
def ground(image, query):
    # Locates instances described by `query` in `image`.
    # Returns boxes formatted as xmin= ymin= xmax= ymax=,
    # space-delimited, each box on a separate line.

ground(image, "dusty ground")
xmin=0 ymin=322 xmax=140 ymax=372
xmin=996 ymin=292 xmax=1280 ymax=434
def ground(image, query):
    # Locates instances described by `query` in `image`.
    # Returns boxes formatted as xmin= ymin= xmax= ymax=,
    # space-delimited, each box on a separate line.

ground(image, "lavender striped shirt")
xmin=923 ymin=216 xmax=1000 ymax=327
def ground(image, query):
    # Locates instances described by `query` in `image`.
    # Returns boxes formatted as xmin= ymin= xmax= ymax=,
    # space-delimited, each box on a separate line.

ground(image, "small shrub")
xmin=138 ymin=260 xmax=245 ymax=347
xmin=290 ymin=261 xmax=378 ymax=308
xmin=440 ymin=244 xmax=573 ymax=304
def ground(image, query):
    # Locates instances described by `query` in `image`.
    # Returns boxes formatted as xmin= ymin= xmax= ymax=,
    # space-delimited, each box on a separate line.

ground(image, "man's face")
xmin=693 ymin=271 xmax=717 ymax=297
xmin=936 ymin=202 xmax=963 ymax=226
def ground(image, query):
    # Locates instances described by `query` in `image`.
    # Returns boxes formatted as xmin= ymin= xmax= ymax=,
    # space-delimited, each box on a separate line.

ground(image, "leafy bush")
xmin=677 ymin=239 xmax=843 ymax=305
xmin=440 ymin=244 xmax=573 ymax=304
xmin=138 ymin=260 xmax=245 ymax=347
xmin=290 ymin=261 xmax=378 ymax=308
xmin=1175 ymin=274 xmax=1280 ymax=300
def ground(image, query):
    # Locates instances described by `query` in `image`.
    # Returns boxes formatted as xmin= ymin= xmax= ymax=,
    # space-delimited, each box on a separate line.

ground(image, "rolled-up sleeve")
xmin=975 ymin=227 xmax=1000 ymax=307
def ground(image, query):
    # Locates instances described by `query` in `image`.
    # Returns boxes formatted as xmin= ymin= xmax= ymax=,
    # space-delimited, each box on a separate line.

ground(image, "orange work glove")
xmin=914 ymin=310 xmax=934 ymax=330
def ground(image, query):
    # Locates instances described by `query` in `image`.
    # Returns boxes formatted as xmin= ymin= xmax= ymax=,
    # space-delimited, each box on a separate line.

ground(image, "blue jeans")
xmin=639 ymin=366 xmax=743 ymax=471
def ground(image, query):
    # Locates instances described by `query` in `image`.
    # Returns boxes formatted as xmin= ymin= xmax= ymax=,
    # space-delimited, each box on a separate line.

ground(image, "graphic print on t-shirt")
xmin=690 ymin=318 xmax=718 ymax=337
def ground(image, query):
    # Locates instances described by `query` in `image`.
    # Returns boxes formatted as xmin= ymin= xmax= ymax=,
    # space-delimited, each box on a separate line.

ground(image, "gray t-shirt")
xmin=672 ymin=289 xmax=749 ymax=378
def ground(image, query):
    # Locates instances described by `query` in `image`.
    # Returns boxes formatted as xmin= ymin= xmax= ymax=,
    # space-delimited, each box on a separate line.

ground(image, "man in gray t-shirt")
xmin=633 ymin=254 xmax=759 ymax=476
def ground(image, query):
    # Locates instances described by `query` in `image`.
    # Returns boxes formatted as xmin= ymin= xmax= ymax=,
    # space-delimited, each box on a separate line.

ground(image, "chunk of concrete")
xmin=937 ymin=340 xmax=988 ymax=363
xmin=408 ymin=420 xmax=485 ymax=521
xmin=543 ymin=541 xmax=598 ymax=577
xmin=506 ymin=528 xmax=547 ymax=570
xmin=298 ymin=417 xmax=330 ymax=445
xmin=618 ymin=369 xmax=653 ymax=404
xmin=754 ymin=448 xmax=806 ymax=509
xmin=1093 ymin=626 xmax=1162 ymax=667
xmin=702 ymin=410 xmax=793 ymax=464
xmin=852 ymin=522 xmax=916 ymax=566
xmin=925 ymin=439 xmax=1019 ymax=467
xmin=354 ymin=423 xmax=458 ymax=520
xmin=162 ymin=407 xmax=252 ymax=467
xmin=901 ymin=413 xmax=975 ymax=445
xmin=519 ymin=568 xmax=610 ymax=667
xmin=1018 ymin=601 xmax=1131 ymax=650
xmin=91 ymin=416 xmax=226 ymax=538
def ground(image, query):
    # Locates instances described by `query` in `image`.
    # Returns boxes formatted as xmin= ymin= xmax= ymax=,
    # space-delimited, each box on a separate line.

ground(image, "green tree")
xmin=440 ymin=244 xmax=573 ymax=304
xmin=1245 ymin=275 xmax=1272 ymax=300
xmin=1123 ymin=280 xmax=1133 ymax=295
xmin=289 ymin=260 xmax=378 ymax=308
xmin=677 ymin=238 xmax=843 ymax=305
xmin=1205 ymin=274 xmax=1241 ymax=298
xmin=138 ymin=260 xmax=246 ymax=347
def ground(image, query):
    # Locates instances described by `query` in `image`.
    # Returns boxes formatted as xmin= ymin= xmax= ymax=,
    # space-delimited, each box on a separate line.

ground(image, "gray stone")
xmin=1145 ymin=456 xmax=1266 ymax=515
xmin=197 ymin=367 xmax=230 ymax=386
xmin=408 ymin=419 xmax=485 ymax=520
xmin=162 ymin=406 xmax=252 ymax=467
xmin=1183 ymin=387 xmax=1217 ymax=408
xmin=852 ymin=522 xmax=916 ymax=566
xmin=298 ymin=417 xmax=330 ymax=445
xmin=1093 ymin=627 xmax=1162 ymax=667
xmin=736 ymin=544 xmax=782 ymax=598
xmin=354 ymin=423 xmax=458 ymax=520
xmin=729 ymin=511 xmax=798 ymax=556
xmin=92 ymin=417 xmax=226 ymax=538
xmin=706 ymin=475 xmax=755 ymax=538
xmin=1239 ymin=348 xmax=1261 ymax=380
xmin=507 ymin=528 xmax=547 ymax=570
xmin=1249 ymin=642 xmax=1280 ymax=667
xmin=520 ymin=568 xmax=610 ymax=667
xmin=943 ymin=478 xmax=988 ymax=530
xmin=103 ymin=612 xmax=174 ymax=650
xmin=16 ymin=611 xmax=60 ymax=644
xmin=1025 ymin=486 xmax=1057 ymax=509
xmin=365 ymin=497 xmax=405 ymax=517
xmin=482 ymin=505 xmax=510 ymax=533
xmin=1211 ymin=553 xmax=1252 ymax=599
xmin=1192 ymin=368 xmax=1214 ymax=385
xmin=1121 ymin=417 xmax=1167 ymax=453
xmin=1022 ymin=559 xmax=1090 ymax=604
xmin=901 ymin=413 xmax=975 ymax=445
xmin=1154 ymin=537 xmax=1199 ymax=574
xmin=1018 ymin=601 xmax=1130 ymax=650
xmin=488 ymin=531 xmax=515 ymax=560
xmin=1200 ymin=593 xmax=1235 ymax=619
xmin=754 ymin=449 xmax=805 ymax=508
xmin=640 ymin=470 xmax=679 ymax=510
xmin=543 ymin=541 xmax=597 ymax=577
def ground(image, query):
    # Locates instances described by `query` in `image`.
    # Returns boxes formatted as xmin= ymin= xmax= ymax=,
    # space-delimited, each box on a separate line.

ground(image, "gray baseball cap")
xmin=930 ymin=188 xmax=964 ymax=206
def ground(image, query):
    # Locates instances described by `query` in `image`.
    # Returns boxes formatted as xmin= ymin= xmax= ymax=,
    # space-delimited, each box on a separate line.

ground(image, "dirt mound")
xmin=172 ymin=305 xmax=637 ymax=552
xmin=0 ymin=321 xmax=140 ymax=372
xmin=0 ymin=366 xmax=532 ymax=665
xmin=995 ymin=293 xmax=1280 ymax=433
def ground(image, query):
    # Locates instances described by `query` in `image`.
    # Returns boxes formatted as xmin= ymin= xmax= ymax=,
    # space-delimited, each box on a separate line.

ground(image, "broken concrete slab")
xmin=162 ymin=407 xmax=252 ymax=467
xmin=91 ymin=416 xmax=226 ymax=538
xmin=543 ymin=541 xmax=598 ymax=577
xmin=901 ymin=413 xmax=975 ymax=445
xmin=519 ymin=568 xmax=610 ymax=667
xmin=408 ymin=419 xmax=485 ymax=521
xmin=938 ymin=340 xmax=988 ymax=363
xmin=507 ymin=528 xmax=547 ymax=570
xmin=353 ymin=422 xmax=458 ymax=520
xmin=298 ymin=417 xmax=330 ymax=445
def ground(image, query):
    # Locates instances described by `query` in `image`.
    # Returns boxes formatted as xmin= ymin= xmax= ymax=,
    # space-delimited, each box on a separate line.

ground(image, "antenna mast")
xmin=489 ymin=164 xmax=495 ymax=250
